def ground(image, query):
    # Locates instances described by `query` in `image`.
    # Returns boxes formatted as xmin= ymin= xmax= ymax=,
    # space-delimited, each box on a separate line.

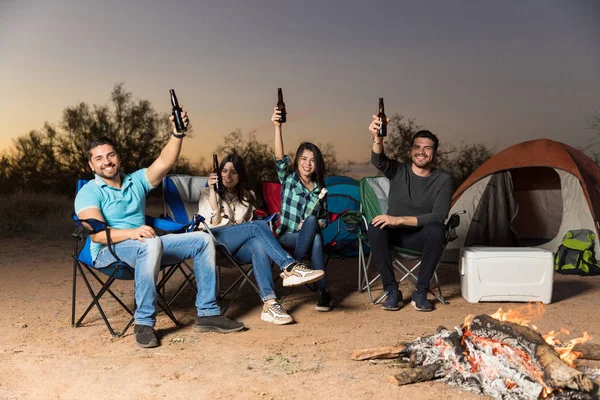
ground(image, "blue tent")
xmin=325 ymin=175 xmax=359 ymax=187
xmin=322 ymin=177 xmax=366 ymax=257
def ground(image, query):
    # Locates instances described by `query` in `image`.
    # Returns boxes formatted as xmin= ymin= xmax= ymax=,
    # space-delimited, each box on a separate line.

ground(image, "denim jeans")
xmin=367 ymin=221 xmax=446 ymax=293
xmin=94 ymin=231 xmax=221 ymax=327
xmin=278 ymin=215 xmax=329 ymax=291
xmin=211 ymin=220 xmax=296 ymax=302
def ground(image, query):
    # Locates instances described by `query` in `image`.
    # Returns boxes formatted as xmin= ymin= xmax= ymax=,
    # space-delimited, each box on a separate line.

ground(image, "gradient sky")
xmin=1 ymin=0 xmax=599 ymax=169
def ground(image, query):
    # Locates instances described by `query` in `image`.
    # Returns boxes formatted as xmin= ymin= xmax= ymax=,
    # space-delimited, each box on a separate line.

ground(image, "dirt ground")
xmin=1 ymin=238 xmax=599 ymax=400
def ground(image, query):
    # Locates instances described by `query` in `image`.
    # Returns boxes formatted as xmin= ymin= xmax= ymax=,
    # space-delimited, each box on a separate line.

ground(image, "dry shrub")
xmin=0 ymin=191 xmax=74 ymax=239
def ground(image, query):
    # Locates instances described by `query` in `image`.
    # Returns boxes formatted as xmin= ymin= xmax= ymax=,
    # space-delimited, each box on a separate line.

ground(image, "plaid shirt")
xmin=275 ymin=155 xmax=328 ymax=235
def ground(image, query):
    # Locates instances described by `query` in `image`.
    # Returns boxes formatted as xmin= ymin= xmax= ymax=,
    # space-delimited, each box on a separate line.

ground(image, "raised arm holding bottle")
xmin=271 ymin=95 xmax=333 ymax=312
xmin=367 ymin=102 xmax=453 ymax=312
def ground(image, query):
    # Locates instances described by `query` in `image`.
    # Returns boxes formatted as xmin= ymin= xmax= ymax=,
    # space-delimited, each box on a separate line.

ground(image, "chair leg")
xmin=74 ymin=263 xmax=134 ymax=337
xmin=218 ymin=252 xmax=261 ymax=314
xmin=393 ymin=259 xmax=448 ymax=305
xmin=156 ymin=291 xmax=180 ymax=327
xmin=71 ymin=257 xmax=78 ymax=327
xmin=220 ymin=264 xmax=256 ymax=314
xmin=430 ymin=271 xmax=448 ymax=305
xmin=374 ymin=292 xmax=387 ymax=305
xmin=162 ymin=263 xmax=197 ymax=307
xmin=358 ymin=242 xmax=379 ymax=303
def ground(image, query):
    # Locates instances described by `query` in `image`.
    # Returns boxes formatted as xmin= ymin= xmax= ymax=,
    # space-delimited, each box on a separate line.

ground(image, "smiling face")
xmin=411 ymin=137 xmax=435 ymax=169
xmin=88 ymin=143 xmax=121 ymax=180
xmin=297 ymin=149 xmax=316 ymax=181
xmin=221 ymin=161 xmax=240 ymax=191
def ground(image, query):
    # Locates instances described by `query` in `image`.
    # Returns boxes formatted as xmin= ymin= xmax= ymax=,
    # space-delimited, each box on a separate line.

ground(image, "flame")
xmin=459 ymin=303 xmax=592 ymax=397
xmin=489 ymin=303 xmax=545 ymax=330
xmin=463 ymin=303 xmax=545 ymax=329
xmin=543 ymin=330 xmax=591 ymax=367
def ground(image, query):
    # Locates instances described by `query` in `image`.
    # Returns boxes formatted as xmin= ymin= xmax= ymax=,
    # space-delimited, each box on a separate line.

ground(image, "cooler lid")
xmin=461 ymin=246 xmax=554 ymax=259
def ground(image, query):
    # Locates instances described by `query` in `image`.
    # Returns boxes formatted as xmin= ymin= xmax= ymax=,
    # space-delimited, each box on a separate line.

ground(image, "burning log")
xmin=387 ymin=362 xmax=444 ymax=386
xmin=469 ymin=314 xmax=594 ymax=393
xmin=351 ymin=345 xmax=406 ymax=361
xmin=352 ymin=310 xmax=599 ymax=400
xmin=573 ymin=343 xmax=600 ymax=361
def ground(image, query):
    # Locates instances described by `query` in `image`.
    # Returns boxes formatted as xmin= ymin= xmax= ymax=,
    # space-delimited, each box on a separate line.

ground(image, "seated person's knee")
xmin=304 ymin=215 xmax=318 ymax=227
xmin=367 ymin=222 xmax=387 ymax=240
xmin=423 ymin=222 xmax=446 ymax=239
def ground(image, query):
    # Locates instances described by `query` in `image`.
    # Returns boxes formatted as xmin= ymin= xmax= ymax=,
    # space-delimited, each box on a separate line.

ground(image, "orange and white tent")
xmin=446 ymin=139 xmax=600 ymax=255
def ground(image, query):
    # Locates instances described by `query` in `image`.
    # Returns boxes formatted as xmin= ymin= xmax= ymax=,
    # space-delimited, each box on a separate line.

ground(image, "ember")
xmin=352 ymin=306 xmax=600 ymax=400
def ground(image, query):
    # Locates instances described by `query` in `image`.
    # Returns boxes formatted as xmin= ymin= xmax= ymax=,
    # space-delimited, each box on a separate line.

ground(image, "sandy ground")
xmin=1 ymin=238 xmax=599 ymax=400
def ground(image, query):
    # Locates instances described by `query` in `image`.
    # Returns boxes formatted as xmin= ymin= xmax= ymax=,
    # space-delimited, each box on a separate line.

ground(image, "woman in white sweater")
xmin=198 ymin=153 xmax=323 ymax=325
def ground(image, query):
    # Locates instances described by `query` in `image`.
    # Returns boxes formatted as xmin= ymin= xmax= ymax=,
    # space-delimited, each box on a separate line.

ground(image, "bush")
xmin=0 ymin=191 xmax=74 ymax=239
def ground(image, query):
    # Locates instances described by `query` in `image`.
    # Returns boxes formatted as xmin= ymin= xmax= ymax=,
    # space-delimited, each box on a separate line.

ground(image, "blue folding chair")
xmin=162 ymin=174 xmax=276 ymax=313
xmin=71 ymin=179 xmax=198 ymax=337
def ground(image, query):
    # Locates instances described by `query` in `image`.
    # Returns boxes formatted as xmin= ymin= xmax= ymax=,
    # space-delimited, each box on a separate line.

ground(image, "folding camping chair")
xmin=162 ymin=174 xmax=264 ymax=313
xmin=71 ymin=180 xmax=196 ymax=337
xmin=262 ymin=181 xmax=351 ymax=301
xmin=348 ymin=176 xmax=463 ymax=305
xmin=262 ymin=181 xmax=349 ymax=265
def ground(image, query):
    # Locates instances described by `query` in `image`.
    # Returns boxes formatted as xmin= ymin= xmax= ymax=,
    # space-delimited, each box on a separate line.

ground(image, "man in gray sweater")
xmin=367 ymin=116 xmax=453 ymax=311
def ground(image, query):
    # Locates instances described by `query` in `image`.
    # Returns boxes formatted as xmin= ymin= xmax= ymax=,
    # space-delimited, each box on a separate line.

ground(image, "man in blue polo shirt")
xmin=75 ymin=110 xmax=244 ymax=348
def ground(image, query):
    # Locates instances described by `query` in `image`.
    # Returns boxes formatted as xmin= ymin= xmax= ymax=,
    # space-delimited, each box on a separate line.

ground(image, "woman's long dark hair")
xmin=219 ymin=153 xmax=258 ymax=209
xmin=293 ymin=142 xmax=326 ymax=190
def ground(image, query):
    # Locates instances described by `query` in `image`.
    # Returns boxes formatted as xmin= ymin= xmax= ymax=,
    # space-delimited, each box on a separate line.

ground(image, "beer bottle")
xmin=277 ymin=88 xmax=287 ymax=124
xmin=170 ymin=89 xmax=187 ymax=133
xmin=212 ymin=154 xmax=224 ymax=193
xmin=377 ymin=97 xmax=387 ymax=137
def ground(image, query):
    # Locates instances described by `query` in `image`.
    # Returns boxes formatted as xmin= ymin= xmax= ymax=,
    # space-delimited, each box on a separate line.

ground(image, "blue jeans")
xmin=278 ymin=215 xmax=328 ymax=291
xmin=211 ymin=220 xmax=296 ymax=302
xmin=94 ymin=231 xmax=221 ymax=327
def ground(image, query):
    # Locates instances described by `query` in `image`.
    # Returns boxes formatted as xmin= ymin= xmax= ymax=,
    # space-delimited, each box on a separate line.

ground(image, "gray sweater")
xmin=371 ymin=151 xmax=453 ymax=227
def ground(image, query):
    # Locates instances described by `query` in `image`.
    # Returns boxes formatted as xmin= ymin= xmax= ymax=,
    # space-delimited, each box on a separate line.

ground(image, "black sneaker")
xmin=315 ymin=290 xmax=332 ymax=312
xmin=134 ymin=324 xmax=159 ymax=348
xmin=193 ymin=315 xmax=245 ymax=333
xmin=411 ymin=290 xmax=433 ymax=312
xmin=381 ymin=289 xmax=402 ymax=311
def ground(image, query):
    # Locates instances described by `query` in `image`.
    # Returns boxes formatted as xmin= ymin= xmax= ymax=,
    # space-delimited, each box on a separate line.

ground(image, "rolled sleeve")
xmin=274 ymin=154 xmax=291 ymax=183
xmin=198 ymin=187 xmax=220 ymax=224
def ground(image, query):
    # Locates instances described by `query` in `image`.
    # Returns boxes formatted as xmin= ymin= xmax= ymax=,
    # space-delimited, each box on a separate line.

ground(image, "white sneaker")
xmin=261 ymin=301 xmax=294 ymax=325
xmin=280 ymin=263 xmax=325 ymax=287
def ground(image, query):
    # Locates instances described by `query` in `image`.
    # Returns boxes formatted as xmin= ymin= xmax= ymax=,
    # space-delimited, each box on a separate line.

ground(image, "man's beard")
xmin=96 ymin=164 xmax=119 ymax=179
xmin=412 ymin=153 xmax=435 ymax=169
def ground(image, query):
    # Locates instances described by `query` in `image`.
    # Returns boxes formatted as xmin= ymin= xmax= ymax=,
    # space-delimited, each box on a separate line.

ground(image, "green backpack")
xmin=554 ymin=229 xmax=600 ymax=276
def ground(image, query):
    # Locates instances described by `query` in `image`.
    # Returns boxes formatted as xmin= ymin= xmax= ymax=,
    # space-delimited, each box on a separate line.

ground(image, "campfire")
xmin=352 ymin=305 xmax=600 ymax=399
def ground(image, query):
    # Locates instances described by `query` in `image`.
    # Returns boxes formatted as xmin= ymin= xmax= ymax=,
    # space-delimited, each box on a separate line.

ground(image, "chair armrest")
xmin=253 ymin=209 xmax=269 ymax=220
xmin=341 ymin=210 xmax=369 ymax=236
xmin=147 ymin=214 xmax=206 ymax=233
xmin=72 ymin=214 xmax=108 ymax=237
xmin=445 ymin=210 xmax=466 ymax=243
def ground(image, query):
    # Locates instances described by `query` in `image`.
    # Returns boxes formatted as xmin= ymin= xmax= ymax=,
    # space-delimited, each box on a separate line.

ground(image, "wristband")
xmin=373 ymin=137 xmax=383 ymax=145
xmin=172 ymin=131 xmax=186 ymax=139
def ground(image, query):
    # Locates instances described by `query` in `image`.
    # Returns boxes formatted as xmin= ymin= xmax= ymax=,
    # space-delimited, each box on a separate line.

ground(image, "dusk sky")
xmin=1 ymin=0 xmax=599 ymax=170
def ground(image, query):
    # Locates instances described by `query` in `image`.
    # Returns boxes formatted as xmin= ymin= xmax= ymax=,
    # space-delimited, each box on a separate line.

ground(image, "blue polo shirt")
xmin=74 ymin=169 xmax=154 ymax=261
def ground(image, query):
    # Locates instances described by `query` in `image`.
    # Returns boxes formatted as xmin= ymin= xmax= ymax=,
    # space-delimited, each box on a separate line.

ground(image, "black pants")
xmin=367 ymin=222 xmax=446 ymax=293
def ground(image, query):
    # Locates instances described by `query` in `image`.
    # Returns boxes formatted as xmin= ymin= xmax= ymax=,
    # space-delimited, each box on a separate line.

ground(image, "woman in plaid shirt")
xmin=271 ymin=107 xmax=332 ymax=312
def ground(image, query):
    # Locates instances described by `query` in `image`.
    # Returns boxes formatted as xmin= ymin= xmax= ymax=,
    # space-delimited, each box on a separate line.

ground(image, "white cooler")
xmin=459 ymin=247 xmax=554 ymax=304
